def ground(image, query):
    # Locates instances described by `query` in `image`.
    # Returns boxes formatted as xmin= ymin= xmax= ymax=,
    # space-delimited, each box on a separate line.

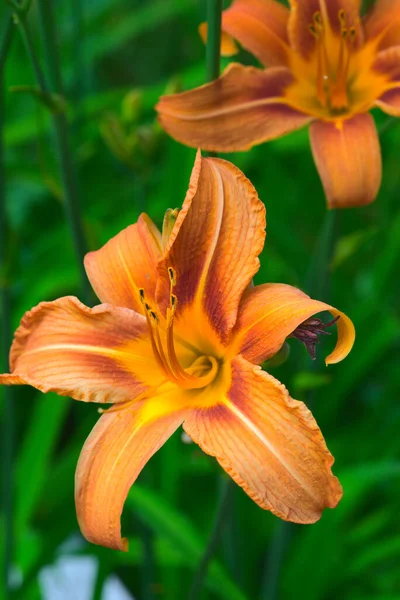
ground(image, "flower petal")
xmin=288 ymin=0 xmax=363 ymax=57
xmin=156 ymin=152 xmax=266 ymax=344
xmin=205 ymin=0 xmax=290 ymax=67
xmin=84 ymin=214 xmax=162 ymax=313
xmin=184 ymin=356 xmax=342 ymax=523
xmin=0 ymin=296 xmax=154 ymax=402
xmin=309 ymin=114 xmax=382 ymax=208
xmin=75 ymin=405 xmax=184 ymax=550
xmin=233 ymin=283 xmax=355 ymax=365
xmin=199 ymin=22 xmax=239 ymax=56
xmin=156 ymin=63 xmax=311 ymax=152
xmin=373 ymin=47 xmax=400 ymax=116
xmin=365 ymin=0 xmax=400 ymax=50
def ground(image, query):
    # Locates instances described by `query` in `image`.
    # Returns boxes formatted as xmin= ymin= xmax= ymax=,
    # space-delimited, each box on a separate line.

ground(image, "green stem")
xmin=11 ymin=1 xmax=91 ymax=301
xmin=206 ymin=0 xmax=222 ymax=83
xmin=36 ymin=0 xmax=91 ymax=301
xmin=305 ymin=209 xmax=339 ymax=299
xmin=0 ymin=16 xmax=15 ymax=600
xmin=261 ymin=209 xmax=339 ymax=600
xmin=188 ymin=477 xmax=233 ymax=600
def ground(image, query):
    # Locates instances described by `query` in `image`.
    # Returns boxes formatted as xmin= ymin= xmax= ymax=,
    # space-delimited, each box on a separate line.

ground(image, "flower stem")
xmin=261 ymin=209 xmax=339 ymax=600
xmin=10 ymin=1 xmax=91 ymax=302
xmin=206 ymin=0 xmax=222 ymax=83
xmin=36 ymin=0 xmax=92 ymax=301
xmin=305 ymin=209 xmax=339 ymax=299
xmin=0 ymin=16 xmax=15 ymax=600
xmin=188 ymin=477 xmax=233 ymax=600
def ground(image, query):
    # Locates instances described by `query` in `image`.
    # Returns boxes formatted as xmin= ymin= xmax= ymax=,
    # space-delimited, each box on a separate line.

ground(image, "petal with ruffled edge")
xmin=0 ymin=296 xmax=161 ymax=402
xmin=309 ymin=114 xmax=382 ymax=209
xmin=200 ymin=0 xmax=290 ymax=67
xmin=364 ymin=0 xmax=400 ymax=51
xmin=184 ymin=356 xmax=342 ymax=523
xmin=156 ymin=152 xmax=265 ymax=347
xmin=84 ymin=214 xmax=162 ymax=313
xmin=156 ymin=64 xmax=311 ymax=153
xmin=373 ymin=47 xmax=400 ymax=116
xmin=288 ymin=0 xmax=363 ymax=57
xmin=233 ymin=283 xmax=355 ymax=365
xmin=75 ymin=404 xmax=185 ymax=551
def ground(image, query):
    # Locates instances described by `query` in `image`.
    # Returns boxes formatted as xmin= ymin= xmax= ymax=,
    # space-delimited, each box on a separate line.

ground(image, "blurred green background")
xmin=1 ymin=0 xmax=400 ymax=598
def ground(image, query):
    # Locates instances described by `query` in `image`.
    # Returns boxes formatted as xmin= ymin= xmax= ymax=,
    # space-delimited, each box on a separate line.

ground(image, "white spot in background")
xmin=39 ymin=554 xmax=135 ymax=600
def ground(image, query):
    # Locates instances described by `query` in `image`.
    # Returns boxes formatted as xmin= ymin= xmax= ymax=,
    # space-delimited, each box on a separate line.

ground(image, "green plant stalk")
xmin=0 ymin=17 xmax=15 ymax=600
xmin=12 ymin=1 xmax=91 ymax=302
xmin=305 ymin=209 xmax=339 ymax=299
xmin=36 ymin=0 xmax=92 ymax=301
xmin=261 ymin=209 xmax=339 ymax=600
xmin=206 ymin=0 xmax=222 ymax=83
xmin=189 ymin=477 xmax=233 ymax=600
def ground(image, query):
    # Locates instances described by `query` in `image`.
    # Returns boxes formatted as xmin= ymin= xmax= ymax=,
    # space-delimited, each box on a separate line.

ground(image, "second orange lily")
xmin=157 ymin=0 xmax=400 ymax=208
xmin=0 ymin=152 xmax=355 ymax=551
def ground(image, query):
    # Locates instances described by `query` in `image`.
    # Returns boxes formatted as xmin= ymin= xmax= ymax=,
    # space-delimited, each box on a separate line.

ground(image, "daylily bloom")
xmin=157 ymin=0 xmax=400 ymax=208
xmin=0 ymin=152 xmax=355 ymax=551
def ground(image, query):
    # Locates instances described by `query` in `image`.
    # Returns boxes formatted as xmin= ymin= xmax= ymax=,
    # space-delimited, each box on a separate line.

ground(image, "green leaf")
xmin=126 ymin=485 xmax=248 ymax=600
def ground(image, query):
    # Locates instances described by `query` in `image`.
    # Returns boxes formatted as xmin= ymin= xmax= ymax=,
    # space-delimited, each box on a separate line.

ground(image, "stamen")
xmin=338 ymin=9 xmax=346 ymax=29
xmin=309 ymin=7 xmax=357 ymax=112
xmin=168 ymin=266 xmax=176 ymax=287
xmin=139 ymin=282 xmax=217 ymax=390
xmin=313 ymin=11 xmax=323 ymax=31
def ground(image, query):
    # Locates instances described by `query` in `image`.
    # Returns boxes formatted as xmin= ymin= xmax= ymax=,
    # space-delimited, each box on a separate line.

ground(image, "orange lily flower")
xmin=157 ymin=0 xmax=400 ymax=208
xmin=0 ymin=153 xmax=355 ymax=551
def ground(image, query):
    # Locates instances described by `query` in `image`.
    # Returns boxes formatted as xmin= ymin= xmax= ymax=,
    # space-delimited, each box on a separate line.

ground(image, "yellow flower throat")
xmin=285 ymin=5 xmax=389 ymax=122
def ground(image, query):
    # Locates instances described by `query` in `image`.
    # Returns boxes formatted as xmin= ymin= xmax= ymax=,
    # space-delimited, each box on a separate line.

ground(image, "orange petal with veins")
xmin=156 ymin=151 xmax=266 ymax=345
xmin=84 ymin=214 xmax=162 ymax=313
xmin=156 ymin=63 xmax=311 ymax=153
xmin=365 ymin=0 xmax=400 ymax=50
xmin=288 ymin=0 xmax=363 ymax=57
xmin=200 ymin=0 xmax=290 ymax=67
xmin=309 ymin=114 xmax=382 ymax=209
xmin=234 ymin=283 xmax=355 ymax=365
xmin=75 ymin=404 xmax=184 ymax=550
xmin=184 ymin=356 xmax=342 ymax=523
xmin=0 ymin=296 xmax=152 ymax=403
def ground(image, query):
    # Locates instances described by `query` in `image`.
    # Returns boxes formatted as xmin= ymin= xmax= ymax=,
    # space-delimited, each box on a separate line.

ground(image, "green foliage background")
xmin=1 ymin=0 xmax=400 ymax=598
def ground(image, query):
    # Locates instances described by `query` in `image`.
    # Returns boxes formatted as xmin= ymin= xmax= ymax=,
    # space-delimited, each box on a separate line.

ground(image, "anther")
xmin=168 ymin=267 xmax=176 ymax=287
xmin=348 ymin=27 xmax=356 ymax=42
xmin=150 ymin=310 xmax=159 ymax=323
xmin=338 ymin=9 xmax=346 ymax=28
xmin=308 ymin=24 xmax=319 ymax=39
xmin=313 ymin=11 xmax=323 ymax=29
xmin=139 ymin=288 xmax=145 ymax=303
